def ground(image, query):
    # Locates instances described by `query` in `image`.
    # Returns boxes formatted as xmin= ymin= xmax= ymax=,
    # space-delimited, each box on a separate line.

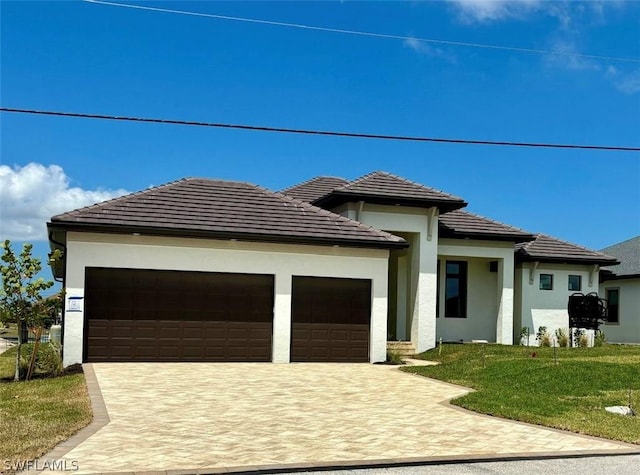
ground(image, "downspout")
xmin=356 ymin=200 xmax=365 ymax=222
xmin=48 ymin=230 xmax=67 ymax=363
xmin=529 ymin=261 xmax=539 ymax=285
xmin=589 ymin=264 xmax=599 ymax=288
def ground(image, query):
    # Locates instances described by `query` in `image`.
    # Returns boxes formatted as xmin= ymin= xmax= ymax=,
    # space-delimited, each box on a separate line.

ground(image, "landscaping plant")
xmin=0 ymin=240 xmax=61 ymax=381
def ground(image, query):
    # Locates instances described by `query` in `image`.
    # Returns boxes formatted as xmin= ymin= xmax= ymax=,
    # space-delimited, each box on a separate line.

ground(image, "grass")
xmin=0 ymin=324 xmax=18 ymax=340
xmin=0 ymin=344 xmax=93 ymax=466
xmin=404 ymin=344 xmax=640 ymax=444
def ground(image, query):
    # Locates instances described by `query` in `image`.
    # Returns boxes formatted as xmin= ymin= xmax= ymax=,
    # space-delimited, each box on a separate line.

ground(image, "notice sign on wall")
xmin=67 ymin=296 xmax=84 ymax=312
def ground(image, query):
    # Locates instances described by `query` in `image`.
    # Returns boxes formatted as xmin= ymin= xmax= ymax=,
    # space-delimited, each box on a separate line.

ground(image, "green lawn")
xmin=404 ymin=344 xmax=640 ymax=444
xmin=0 ymin=345 xmax=93 ymax=466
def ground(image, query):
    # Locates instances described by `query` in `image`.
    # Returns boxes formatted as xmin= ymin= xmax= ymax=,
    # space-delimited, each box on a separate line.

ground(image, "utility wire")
xmin=2 ymin=107 xmax=638 ymax=152
xmin=82 ymin=0 xmax=640 ymax=64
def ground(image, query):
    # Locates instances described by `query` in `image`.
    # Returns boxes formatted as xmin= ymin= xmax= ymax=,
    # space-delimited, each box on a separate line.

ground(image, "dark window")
xmin=568 ymin=275 xmax=582 ymax=291
xmin=606 ymin=288 xmax=619 ymax=324
xmin=540 ymin=274 xmax=553 ymax=290
xmin=445 ymin=261 xmax=467 ymax=318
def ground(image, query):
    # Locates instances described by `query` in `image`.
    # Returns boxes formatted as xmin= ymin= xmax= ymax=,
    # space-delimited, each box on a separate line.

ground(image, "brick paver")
xmin=46 ymin=363 xmax=636 ymax=474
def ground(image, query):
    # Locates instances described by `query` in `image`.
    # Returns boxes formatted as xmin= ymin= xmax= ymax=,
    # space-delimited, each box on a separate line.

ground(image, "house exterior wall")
xmin=437 ymin=239 xmax=515 ymax=344
xmin=600 ymin=278 xmax=640 ymax=344
xmin=435 ymin=257 xmax=498 ymax=342
xmin=515 ymin=262 xmax=598 ymax=345
xmin=62 ymin=232 xmax=389 ymax=366
xmin=336 ymin=203 xmax=439 ymax=353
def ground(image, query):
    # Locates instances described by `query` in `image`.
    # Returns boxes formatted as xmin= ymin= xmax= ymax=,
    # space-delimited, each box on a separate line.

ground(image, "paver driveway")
xmin=48 ymin=363 xmax=636 ymax=474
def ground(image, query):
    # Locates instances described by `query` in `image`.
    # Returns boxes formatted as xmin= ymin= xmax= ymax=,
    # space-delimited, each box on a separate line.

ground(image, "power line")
xmin=2 ymin=107 xmax=638 ymax=152
xmin=82 ymin=0 xmax=640 ymax=64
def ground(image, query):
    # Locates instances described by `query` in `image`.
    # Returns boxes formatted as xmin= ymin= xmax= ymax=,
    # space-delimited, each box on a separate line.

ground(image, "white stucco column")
xmin=62 ymin=287 xmax=85 ymax=367
xmin=272 ymin=273 xmax=292 ymax=363
xmin=496 ymin=257 xmax=515 ymax=344
xmin=410 ymin=222 xmax=439 ymax=354
xmin=371 ymin=275 xmax=389 ymax=363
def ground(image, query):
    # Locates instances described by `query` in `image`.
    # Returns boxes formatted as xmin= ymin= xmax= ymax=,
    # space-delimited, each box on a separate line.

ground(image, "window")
xmin=606 ymin=288 xmax=619 ymax=324
xmin=568 ymin=275 xmax=582 ymax=291
xmin=445 ymin=261 xmax=467 ymax=318
xmin=539 ymin=274 xmax=553 ymax=290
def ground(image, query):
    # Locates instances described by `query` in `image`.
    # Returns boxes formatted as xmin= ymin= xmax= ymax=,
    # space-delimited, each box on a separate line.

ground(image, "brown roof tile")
xmin=439 ymin=210 xmax=534 ymax=242
xmin=49 ymin=178 xmax=407 ymax=249
xmin=515 ymin=234 xmax=619 ymax=265
xmin=281 ymin=176 xmax=349 ymax=203
xmin=314 ymin=171 xmax=467 ymax=211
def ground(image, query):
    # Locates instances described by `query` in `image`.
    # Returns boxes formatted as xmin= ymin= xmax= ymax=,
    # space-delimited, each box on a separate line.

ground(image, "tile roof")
xmin=313 ymin=171 xmax=467 ymax=211
xmin=49 ymin=178 xmax=408 ymax=249
xmin=515 ymin=234 xmax=619 ymax=265
xmin=600 ymin=236 xmax=640 ymax=277
xmin=438 ymin=210 xmax=534 ymax=242
xmin=281 ymin=176 xmax=349 ymax=203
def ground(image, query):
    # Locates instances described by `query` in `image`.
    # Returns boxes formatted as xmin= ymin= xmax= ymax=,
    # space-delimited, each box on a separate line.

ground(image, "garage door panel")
xmin=291 ymin=276 xmax=371 ymax=363
xmin=85 ymin=268 xmax=274 ymax=362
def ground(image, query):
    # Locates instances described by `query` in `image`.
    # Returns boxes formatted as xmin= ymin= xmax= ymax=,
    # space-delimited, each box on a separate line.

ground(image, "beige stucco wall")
xmin=600 ymin=278 xmax=640 ymax=344
xmin=438 ymin=239 xmax=515 ymax=344
xmin=515 ymin=262 xmax=599 ymax=346
xmin=62 ymin=232 xmax=389 ymax=366
xmin=435 ymin=257 xmax=498 ymax=342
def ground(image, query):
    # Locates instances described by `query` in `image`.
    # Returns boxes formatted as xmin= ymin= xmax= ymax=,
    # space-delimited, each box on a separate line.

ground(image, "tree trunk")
xmin=26 ymin=327 xmax=42 ymax=381
xmin=14 ymin=323 xmax=22 ymax=381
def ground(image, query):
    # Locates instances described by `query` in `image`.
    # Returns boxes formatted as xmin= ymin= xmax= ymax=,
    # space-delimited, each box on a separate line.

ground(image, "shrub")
xmin=555 ymin=328 xmax=570 ymax=347
xmin=594 ymin=330 xmax=606 ymax=347
xmin=20 ymin=342 xmax=63 ymax=378
xmin=536 ymin=326 xmax=552 ymax=347
xmin=519 ymin=327 xmax=530 ymax=346
xmin=386 ymin=350 xmax=405 ymax=365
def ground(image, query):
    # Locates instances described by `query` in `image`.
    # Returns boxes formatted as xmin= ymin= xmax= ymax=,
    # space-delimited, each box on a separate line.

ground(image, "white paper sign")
xmin=67 ymin=297 xmax=83 ymax=312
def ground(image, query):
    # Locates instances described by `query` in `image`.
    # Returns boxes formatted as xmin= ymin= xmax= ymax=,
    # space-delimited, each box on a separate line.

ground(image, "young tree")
xmin=0 ymin=240 xmax=59 ymax=381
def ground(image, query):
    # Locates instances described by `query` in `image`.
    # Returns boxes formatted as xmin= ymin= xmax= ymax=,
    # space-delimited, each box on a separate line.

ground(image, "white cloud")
xmin=612 ymin=68 xmax=640 ymax=94
xmin=544 ymin=38 xmax=601 ymax=71
xmin=0 ymin=163 xmax=128 ymax=242
xmin=448 ymin=0 xmax=543 ymax=22
xmin=403 ymin=37 xmax=456 ymax=62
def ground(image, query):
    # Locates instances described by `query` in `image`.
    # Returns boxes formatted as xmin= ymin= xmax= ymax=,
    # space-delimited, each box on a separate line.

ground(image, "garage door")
xmin=84 ymin=268 xmax=274 ymax=362
xmin=291 ymin=276 xmax=371 ymax=362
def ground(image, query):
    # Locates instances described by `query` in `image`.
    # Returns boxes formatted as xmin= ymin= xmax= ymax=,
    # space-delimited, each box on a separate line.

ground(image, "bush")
xmin=18 ymin=342 xmax=63 ymax=378
xmin=555 ymin=328 xmax=570 ymax=347
xmin=594 ymin=330 xmax=606 ymax=347
xmin=386 ymin=350 xmax=405 ymax=365
xmin=536 ymin=326 xmax=552 ymax=347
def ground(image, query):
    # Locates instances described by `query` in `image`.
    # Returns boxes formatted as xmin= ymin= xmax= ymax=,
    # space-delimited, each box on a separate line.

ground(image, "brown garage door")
xmin=291 ymin=276 xmax=371 ymax=362
xmin=84 ymin=268 xmax=274 ymax=362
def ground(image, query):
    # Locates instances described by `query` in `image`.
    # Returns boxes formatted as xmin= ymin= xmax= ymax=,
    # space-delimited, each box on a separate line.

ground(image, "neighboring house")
xmin=513 ymin=234 xmax=618 ymax=345
xmin=599 ymin=236 xmax=640 ymax=344
xmin=48 ymin=171 xmax=618 ymax=365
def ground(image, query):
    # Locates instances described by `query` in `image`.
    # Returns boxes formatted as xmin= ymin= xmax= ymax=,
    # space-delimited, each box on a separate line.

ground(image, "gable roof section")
xmin=515 ymin=234 xmax=618 ymax=265
xmin=312 ymin=171 xmax=467 ymax=212
xmin=281 ymin=176 xmax=349 ymax=203
xmin=600 ymin=236 xmax=640 ymax=279
xmin=48 ymin=178 xmax=408 ymax=249
xmin=439 ymin=210 xmax=535 ymax=243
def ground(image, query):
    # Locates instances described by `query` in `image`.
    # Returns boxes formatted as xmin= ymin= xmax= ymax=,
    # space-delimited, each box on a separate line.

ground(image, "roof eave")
xmin=600 ymin=272 xmax=640 ymax=282
xmin=314 ymin=192 xmax=467 ymax=212
xmin=439 ymin=229 xmax=535 ymax=243
xmin=48 ymin=221 xmax=409 ymax=251
xmin=515 ymin=253 xmax=620 ymax=266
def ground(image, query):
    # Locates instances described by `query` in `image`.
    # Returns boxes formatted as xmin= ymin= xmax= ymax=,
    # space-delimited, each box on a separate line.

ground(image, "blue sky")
xmin=1 ymin=0 xmax=639 ymax=282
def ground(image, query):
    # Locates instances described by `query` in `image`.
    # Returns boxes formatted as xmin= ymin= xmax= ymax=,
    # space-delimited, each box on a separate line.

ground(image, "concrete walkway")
xmin=43 ymin=363 xmax=637 ymax=474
